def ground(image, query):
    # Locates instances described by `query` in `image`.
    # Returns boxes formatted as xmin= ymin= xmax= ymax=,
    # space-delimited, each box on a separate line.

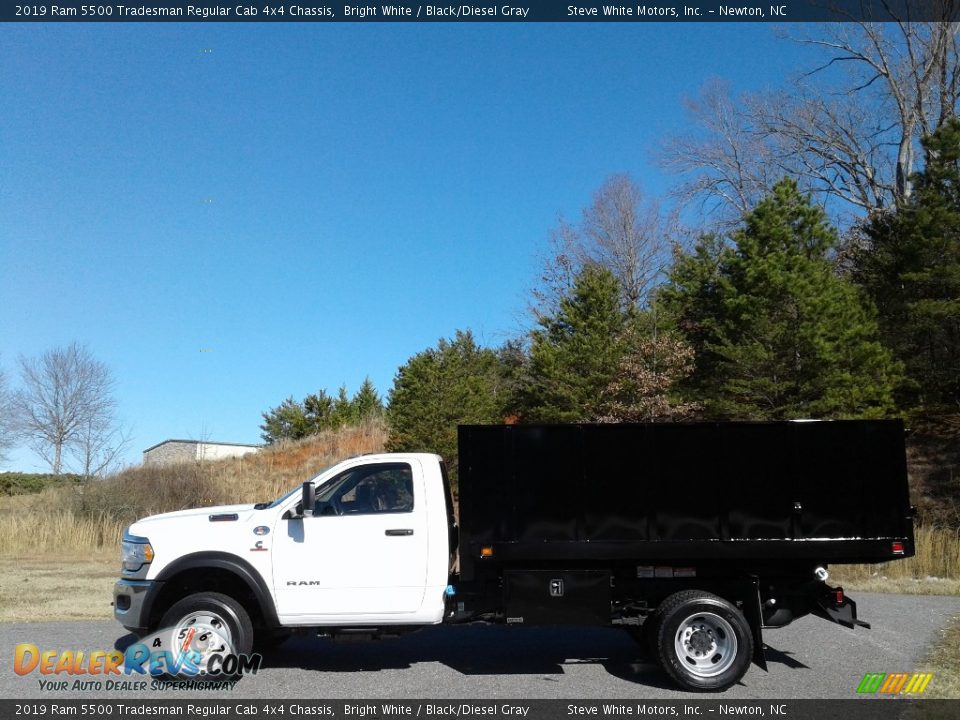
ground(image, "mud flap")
xmin=743 ymin=577 xmax=767 ymax=671
xmin=814 ymin=587 xmax=870 ymax=630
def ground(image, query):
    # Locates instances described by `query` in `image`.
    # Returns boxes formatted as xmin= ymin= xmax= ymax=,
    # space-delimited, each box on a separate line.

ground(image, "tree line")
xmin=373 ymin=17 xmax=960 ymax=481
xmin=261 ymin=118 xmax=957 ymax=480
xmin=259 ymin=379 xmax=384 ymax=443
xmin=257 ymin=16 xmax=959 ymax=487
xmin=386 ymin=136 xmax=953 ymax=474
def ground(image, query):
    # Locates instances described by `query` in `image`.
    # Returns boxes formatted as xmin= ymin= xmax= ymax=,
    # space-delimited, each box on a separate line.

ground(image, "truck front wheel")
xmin=651 ymin=590 xmax=753 ymax=692
xmin=159 ymin=592 xmax=254 ymax=675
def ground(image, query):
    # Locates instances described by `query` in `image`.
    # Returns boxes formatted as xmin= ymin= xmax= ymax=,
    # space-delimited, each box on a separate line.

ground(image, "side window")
xmin=322 ymin=463 xmax=414 ymax=516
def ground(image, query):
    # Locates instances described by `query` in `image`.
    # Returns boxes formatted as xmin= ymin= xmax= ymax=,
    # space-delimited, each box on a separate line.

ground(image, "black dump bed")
xmin=457 ymin=421 xmax=915 ymax=579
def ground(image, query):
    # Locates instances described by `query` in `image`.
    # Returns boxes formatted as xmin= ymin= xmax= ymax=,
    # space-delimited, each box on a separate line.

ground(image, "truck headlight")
xmin=121 ymin=531 xmax=154 ymax=572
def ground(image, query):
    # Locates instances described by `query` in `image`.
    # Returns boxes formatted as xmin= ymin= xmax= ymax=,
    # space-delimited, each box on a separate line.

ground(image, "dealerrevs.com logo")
xmin=13 ymin=624 xmax=262 ymax=692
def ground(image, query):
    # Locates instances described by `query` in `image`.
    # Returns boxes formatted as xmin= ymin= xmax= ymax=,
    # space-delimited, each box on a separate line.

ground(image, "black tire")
xmin=643 ymin=603 xmax=669 ymax=658
xmin=650 ymin=590 xmax=753 ymax=692
xmin=159 ymin=592 xmax=254 ymax=678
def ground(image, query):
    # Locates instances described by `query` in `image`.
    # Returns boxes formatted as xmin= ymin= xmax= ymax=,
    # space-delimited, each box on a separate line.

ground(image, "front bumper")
xmin=113 ymin=579 xmax=161 ymax=632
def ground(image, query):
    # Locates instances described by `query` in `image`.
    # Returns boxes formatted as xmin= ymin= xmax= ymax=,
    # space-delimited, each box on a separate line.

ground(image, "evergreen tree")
xmin=351 ymin=377 xmax=384 ymax=421
xmin=656 ymin=234 xmax=731 ymax=405
xmin=330 ymin=385 xmax=354 ymax=428
xmin=520 ymin=265 xmax=627 ymax=422
xmin=303 ymin=389 xmax=335 ymax=430
xmin=260 ymin=379 xmax=384 ymax=443
xmin=521 ymin=265 xmax=697 ymax=423
xmin=662 ymin=179 xmax=900 ymax=419
xmin=386 ymin=330 xmax=508 ymax=487
xmin=861 ymin=118 xmax=960 ymax=410
xmin=260 ymin=397 xmax=311 ymax=443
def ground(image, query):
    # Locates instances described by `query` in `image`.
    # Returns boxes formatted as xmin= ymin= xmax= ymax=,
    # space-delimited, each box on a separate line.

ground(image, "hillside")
xmin=0 ymin=420 xmax=387 ymax=557
xmin=907 ymin=414 xmax=960 ymax=526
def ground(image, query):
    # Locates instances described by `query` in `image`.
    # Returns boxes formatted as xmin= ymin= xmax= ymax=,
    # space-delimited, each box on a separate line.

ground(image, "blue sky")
xmin=1 ymin=23 xmax=814 ymax=471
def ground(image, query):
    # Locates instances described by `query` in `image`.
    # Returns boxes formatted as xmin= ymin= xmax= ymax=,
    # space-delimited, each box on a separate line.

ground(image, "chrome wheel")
xmin=673 ymin=611 xmax=738 ymax=678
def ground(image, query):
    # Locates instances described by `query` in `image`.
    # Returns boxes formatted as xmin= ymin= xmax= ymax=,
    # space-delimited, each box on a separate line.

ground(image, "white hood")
xmin=129 ymin=503 xmax=258 ymax=535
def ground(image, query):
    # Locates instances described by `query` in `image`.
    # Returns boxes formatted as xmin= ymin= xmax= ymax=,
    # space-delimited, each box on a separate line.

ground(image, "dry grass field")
xmin=0 ymin=556 xmax=117 ymax=622
xmin=918 ymin=616 xmax=960 ymax=698
xmin=0 ymin=420 xmax=387 ymax=557
xmin=831 ymin=525 xmax=960 ymax=594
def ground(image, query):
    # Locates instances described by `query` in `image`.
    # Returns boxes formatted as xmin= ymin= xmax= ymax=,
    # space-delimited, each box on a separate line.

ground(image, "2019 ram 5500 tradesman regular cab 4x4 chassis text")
xmin=114 ymin=420 xmax=915 ymax=691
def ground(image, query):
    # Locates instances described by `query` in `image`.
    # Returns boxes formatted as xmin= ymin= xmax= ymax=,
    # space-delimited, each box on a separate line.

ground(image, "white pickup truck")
xmin=114 ymin=422 xmax=914 ymax=691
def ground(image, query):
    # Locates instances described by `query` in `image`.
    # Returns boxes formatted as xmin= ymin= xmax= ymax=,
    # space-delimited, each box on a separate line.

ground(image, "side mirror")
xmin=302 ymin=481 xmax=316 ymax=517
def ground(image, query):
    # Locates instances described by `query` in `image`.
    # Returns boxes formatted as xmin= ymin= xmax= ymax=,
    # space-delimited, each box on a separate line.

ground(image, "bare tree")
xmin=659 ymin=80 xmax=786 ymax=226
xmin=750 ymin=87 xmax=896 ymax=213
xmin=662 ymin=9 xmax=960 ymax=221
xmin=12 ymin=342 xmax=118 ymax=475
xmin=583 ymin=175 xmax=675 ymax=308
xmin=781 ymin=13 xmax=960 ymax=208
xmin=0 ymin=362 xmax=16 ymax=465
xmin=530 ymin=216 xmax=583 ymax=321
xmin=532 ymin=175 xmax=674 ymax=315
xmin=75 ymin=416 xmax=131 ymax=479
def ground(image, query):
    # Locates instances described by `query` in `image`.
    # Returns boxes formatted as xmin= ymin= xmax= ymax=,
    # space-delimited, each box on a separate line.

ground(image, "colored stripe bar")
xmin=889 ymin=673 xmax=910 ymax=694
xmin=880 ymin=673 xmax=900 ymax=693
xmin=857 ymin=673 xmax=886 ymax=693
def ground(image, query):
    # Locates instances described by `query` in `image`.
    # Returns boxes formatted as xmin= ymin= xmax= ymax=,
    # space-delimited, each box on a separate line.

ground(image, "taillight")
xmin=834 ymin=589 xmax=844 ymax=605
xmin=891 ymin=541 xmax=905 ymax=555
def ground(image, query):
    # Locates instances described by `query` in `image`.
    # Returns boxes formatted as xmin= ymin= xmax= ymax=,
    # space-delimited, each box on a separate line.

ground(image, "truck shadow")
xmin=115 ymin=625 xmax=806 ymax=688
xmin=260 ymin=625 xmax=675 ymax=689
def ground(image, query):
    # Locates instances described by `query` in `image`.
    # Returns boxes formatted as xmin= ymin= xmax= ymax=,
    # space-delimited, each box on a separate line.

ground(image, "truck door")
xmin=271 ymin=460 xmax=429 ymax=619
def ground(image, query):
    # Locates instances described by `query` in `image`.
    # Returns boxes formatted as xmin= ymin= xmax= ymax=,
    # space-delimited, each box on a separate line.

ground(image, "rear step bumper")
xmin=814 ymin=586 xmax=870 ymax=629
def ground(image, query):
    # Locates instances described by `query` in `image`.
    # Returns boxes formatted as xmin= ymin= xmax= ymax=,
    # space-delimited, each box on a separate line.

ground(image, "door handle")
xmin=385 ymin=529 xmax=414 ymax=536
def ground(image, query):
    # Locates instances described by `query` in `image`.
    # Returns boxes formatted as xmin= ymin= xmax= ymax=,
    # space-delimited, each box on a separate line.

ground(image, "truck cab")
xmin=114 ymin=453 xmax=456 ymax=655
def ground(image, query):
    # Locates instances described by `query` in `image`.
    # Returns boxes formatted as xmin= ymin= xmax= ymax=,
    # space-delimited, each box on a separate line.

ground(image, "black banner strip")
xmin=2 ymin=0 xmax=959 ymax=22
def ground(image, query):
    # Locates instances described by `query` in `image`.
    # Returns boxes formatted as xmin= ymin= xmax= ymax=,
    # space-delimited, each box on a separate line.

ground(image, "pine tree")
xmin=521 ymin=265 xmax=627 ymax=422
xmin=522 ymin=265 xmax=697 ymax=423
xmin=663 ymin=179 xmax=900 ymax=419
xmin=861 ymin=118 xmax=960 ymax=410
xmin=351 ymin=377 xmax=384 ymax=421
xmin=303 ymin=389 xmax=335 ymax=431
xmin=260 ymin=397 xmax=310 ymax=443
xmin=330 ymin=385 xmax=354 ymax=428
xmin=386 ymin=330 xmax=507 ymax=487
xmin=260 ymin=379 xmax=384 ymax=443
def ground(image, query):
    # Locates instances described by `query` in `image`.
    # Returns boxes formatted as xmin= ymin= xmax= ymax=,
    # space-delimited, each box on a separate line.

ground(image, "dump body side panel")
xmin=457 ymin=421 xmax=914 ymax=583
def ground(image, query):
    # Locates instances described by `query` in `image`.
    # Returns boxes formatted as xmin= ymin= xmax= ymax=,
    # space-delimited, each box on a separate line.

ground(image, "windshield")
xmin=261 ymin=464 xmax=335 ymax=508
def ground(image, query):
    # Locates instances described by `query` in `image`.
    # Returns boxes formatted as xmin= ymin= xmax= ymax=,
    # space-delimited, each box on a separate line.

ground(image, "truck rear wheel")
xmin=159 ymin=592 xmax=254 ymax=677
xmin=651 ymin=590 xmax=753 ymax=692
